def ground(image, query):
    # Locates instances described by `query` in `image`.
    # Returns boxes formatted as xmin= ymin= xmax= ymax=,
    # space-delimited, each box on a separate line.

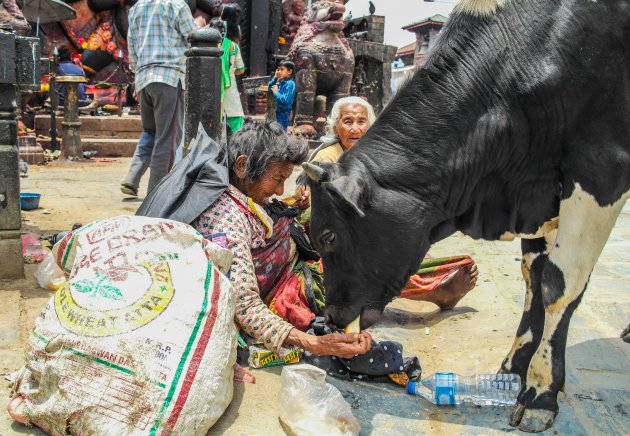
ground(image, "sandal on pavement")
xmin=120 ymin=183 xmax=138 ymax=197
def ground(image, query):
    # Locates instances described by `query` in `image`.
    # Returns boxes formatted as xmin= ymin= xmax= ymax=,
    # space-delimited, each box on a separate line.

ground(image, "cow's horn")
xmin=302 ymin=162 xmax=325 ymax=182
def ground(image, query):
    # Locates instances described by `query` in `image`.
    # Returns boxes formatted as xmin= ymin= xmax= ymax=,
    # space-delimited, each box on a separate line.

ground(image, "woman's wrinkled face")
xmin=334 ymin=104 xmax=369 ymax=150
xmin=239 ymin=159 xmax=294 ymax=205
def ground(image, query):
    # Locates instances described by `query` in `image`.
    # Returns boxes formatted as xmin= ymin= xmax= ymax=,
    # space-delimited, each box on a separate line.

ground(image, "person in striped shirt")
xmin=121 ymin=0 xmax=202 ymax=197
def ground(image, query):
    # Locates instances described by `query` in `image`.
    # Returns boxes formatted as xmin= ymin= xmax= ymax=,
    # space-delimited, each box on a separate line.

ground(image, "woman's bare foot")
xmin=422 ymin=263 xmax=479 ymax=310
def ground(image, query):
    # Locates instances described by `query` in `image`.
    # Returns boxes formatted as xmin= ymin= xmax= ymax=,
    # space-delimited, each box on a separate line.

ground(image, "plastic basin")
xmin=20 ymin=193 xmax=41 ymax=210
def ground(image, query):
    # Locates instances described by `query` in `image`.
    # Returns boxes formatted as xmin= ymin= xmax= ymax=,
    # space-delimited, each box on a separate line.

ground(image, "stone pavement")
xmin=1 ymin=159 xmax=629 ymax=435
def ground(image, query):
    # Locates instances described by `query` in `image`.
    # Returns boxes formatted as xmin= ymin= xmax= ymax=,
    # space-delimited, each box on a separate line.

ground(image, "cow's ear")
xmin=325 ymin=175 xmax=367 ymax=218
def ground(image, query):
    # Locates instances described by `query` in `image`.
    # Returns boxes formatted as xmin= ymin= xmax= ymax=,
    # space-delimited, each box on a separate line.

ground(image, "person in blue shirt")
xmin=55 ymin=46 xmax=90 ymax=107
xmin=268 ymin=60 xmax=296 ymax=131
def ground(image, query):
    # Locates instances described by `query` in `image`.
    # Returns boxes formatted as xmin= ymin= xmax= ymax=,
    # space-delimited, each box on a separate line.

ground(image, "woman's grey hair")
xmin=228 ymin=120 xmax=308 ymax=182
xmin=326 ymin=96 xmax=377 ymax=137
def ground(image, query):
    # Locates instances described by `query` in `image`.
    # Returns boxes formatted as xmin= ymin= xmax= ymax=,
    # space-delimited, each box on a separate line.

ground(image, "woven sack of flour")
xmin=8 ymin=215 xmax=237 ymax=435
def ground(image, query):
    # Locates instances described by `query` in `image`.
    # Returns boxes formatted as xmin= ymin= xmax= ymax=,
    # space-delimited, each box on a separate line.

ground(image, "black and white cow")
xmin=304 ymin=0 xmax=630 ymax=432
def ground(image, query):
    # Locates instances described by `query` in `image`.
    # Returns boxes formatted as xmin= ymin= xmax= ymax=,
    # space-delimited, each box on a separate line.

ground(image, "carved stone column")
xmin=183 ymin=27 xmax=223 ymax=154
xmin=57 ymin=75 xmax=88 ymax=160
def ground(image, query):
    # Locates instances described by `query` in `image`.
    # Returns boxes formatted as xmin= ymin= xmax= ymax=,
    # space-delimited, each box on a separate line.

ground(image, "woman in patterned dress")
xmin=192 ymin=121 xmax=371 ymax=358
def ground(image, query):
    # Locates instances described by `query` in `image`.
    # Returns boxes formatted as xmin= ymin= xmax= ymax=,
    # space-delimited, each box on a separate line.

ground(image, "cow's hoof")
xmin=620 ymin=323 xmax=630 ymax=343
xmin=509 ymin=403 xmax=526 ymax=427
xmin=518 ymin=408 xmax=557 ymax=433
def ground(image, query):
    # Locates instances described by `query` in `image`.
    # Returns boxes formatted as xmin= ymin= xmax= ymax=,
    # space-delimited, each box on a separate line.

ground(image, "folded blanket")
xmin=401 ymin=255 xmax=475 ymax=299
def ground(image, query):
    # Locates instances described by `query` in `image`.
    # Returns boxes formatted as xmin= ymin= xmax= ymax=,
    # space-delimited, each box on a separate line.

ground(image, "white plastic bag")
xmin=34 ymin=250 xmax=66 ymax=291
xmin=278 ymin=364 xmax=360 ymax=436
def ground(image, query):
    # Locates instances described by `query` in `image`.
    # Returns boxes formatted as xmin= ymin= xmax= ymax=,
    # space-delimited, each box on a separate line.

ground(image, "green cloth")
xmin=294 ymin=259 xmax=326 ymax=314
xmin=297 ymin=207 xmax=311 ymax=226
xmin=220 ymin=38 xmax=233 ymax=101
xmin=227 ymin=116 xmax=244 ymax=132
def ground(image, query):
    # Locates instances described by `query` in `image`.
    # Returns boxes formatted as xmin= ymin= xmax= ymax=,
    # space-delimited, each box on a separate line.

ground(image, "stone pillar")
xmin=0 ymin=27 xmax=41 ymax=279
xmin=116 ymin=49 xmax=124 ymax=117
xmin=348 ymin=39 xmax=397 ymax=113
xmin=249 ymin=0 xmax=270 ymax=77
xmin=183 ymin=27 xmax=223 ymax=155
xmin=49 ymin=47 xmax=59 ymax=150
xmin=57 ymin=75 xmax=87 ymax=160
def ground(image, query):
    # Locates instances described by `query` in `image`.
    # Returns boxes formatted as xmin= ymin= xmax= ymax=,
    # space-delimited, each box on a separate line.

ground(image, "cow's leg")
xmin=500 ymin=232 xmax=556 ymax=381
xmin=510 ymin=183 xmax=628 ymax=432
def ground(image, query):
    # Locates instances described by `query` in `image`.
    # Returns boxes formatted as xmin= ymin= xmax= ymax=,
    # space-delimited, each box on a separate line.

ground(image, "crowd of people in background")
xmin=120 ymin=0 xmax=299 ymax=197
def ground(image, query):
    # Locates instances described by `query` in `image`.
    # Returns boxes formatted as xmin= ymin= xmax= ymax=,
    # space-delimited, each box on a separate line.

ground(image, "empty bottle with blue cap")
xmin=407 ymin=372 xmax=521 ymax=406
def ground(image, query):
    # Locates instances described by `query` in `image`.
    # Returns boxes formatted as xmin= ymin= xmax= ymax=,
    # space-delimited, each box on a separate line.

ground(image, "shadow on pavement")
xmin=378 ymin=304 xmax=479 ymax=330
xmin=325 ymin=336 xmax=630 ymax=435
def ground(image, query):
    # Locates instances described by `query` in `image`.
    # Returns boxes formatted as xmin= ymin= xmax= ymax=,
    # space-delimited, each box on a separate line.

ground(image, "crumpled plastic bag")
xmin=34 ymin=251 xmax=65 ymax=291
xmin=278 ymin=364 xmax=360 ymax=436
xmin=22 ymin=232 xmax=47 ymax=264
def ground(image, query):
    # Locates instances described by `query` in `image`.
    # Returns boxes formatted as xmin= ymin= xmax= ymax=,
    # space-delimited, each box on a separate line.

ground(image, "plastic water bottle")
xmin=407 ymin=372 xmax=521 ymax=406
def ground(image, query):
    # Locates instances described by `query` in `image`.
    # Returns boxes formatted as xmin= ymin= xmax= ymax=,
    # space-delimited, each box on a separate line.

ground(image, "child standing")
xmin=268 ymin=60 xmax=296 ymax=131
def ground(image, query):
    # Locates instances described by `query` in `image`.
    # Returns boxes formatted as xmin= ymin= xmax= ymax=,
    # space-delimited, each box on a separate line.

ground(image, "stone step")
xmin=34 ymin=115 xmax=142 ymax=133
xmin=35 ymin=129 xmax=140 ymax=139
xmin=19 ymin=145 xmax=45 ymax=164
xmin=37 ymin=137 xmax=137 ymax=157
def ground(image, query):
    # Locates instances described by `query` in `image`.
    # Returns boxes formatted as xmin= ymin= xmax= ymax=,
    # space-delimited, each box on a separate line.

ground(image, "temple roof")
xmin=401 ymin=14 xmax=448 ymax=32
xmin=396 ymin=41 xmax=416 ymax=56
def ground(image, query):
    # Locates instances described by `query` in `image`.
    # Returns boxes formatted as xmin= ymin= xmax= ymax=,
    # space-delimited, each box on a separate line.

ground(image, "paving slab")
xmin=0 ymin=291 xmax=20 ymax=347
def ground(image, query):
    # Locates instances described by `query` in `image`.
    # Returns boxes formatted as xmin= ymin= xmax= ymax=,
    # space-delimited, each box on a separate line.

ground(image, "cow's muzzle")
xmin=324 ymin=305 xmax=383 ymax=331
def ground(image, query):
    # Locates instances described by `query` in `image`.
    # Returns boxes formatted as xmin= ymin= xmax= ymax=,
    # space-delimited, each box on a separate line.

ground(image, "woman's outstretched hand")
xmin=313 ymin=331 xmax=372 ymax=359
xmin=286 ymin=328 xmax=372 ymax=359
xmin=293 ymin=185 xmax=311 ymax=210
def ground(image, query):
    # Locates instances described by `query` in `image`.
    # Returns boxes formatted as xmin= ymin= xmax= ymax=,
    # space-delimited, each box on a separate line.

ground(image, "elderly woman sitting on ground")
xmin=294 ymin=96 xmax=479 ymax=310
xmin=191 ymin=121 xmax=371 ymax=358
xmin=309 ymin=95 xmax=377 ymax=164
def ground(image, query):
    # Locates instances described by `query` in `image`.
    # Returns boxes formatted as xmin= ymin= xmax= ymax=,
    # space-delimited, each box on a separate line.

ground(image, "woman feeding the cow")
xmin=190 ymin=121 xmax=371 ymax=359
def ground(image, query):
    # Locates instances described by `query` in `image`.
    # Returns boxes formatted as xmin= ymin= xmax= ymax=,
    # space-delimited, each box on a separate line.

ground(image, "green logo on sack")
xmin=72 ymin=274 xmax=123 ymax=301
xmin=55 ymin=261 xmax=175 ymax=337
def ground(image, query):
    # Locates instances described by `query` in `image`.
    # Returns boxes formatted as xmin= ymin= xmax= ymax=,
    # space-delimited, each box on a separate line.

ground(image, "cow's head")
xmin=304 ymin=160 xmax=431 ymax=331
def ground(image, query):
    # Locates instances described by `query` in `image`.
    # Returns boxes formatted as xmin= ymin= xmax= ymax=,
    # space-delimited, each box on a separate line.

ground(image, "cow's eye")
xmin=321 ymin=231 xmax=336 ymax=246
